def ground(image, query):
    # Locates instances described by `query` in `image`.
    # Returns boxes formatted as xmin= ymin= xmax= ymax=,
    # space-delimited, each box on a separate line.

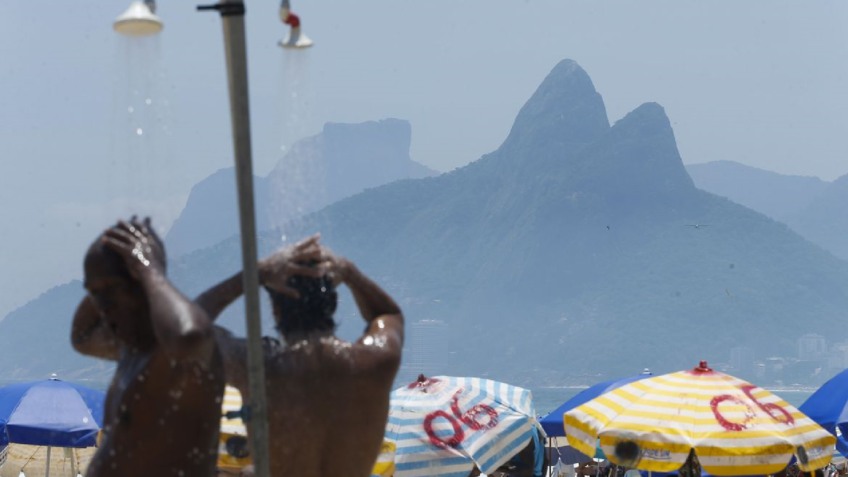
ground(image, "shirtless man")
xmin=196 ymin=235 xmax=404 ymax=477
xmin=71 ymin=217 xmax=224 ymax=477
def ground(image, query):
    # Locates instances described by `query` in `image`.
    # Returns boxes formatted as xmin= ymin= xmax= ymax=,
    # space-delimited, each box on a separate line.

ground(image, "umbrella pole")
xmin=44 ymin=446 xmax=50 ymax=477
xmin=70 ymin=448 xmax=76 ymax=477
xmin=196 ymin=2 xmax=271 ymax=477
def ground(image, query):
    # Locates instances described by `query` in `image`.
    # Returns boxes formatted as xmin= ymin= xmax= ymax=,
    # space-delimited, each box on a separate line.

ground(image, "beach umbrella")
xmin=378 ymin=375 xmax=543 ymax=477
xmin=565 ymin=361 xmax=835 ymax=476
xmin=371 ymin=440 xmax=397 ymax=477
xmin=541 ymin=369 xmax=653 ymax=437
xmin=0 ymin=376 xmax=104 ymax=477
xmin=800 ymin=368 xmax=848 ymax=456
xmin=217 ymin=385 xmax=251 ymax=474
xmin=0 ymin=377 xmax=104 ymax=448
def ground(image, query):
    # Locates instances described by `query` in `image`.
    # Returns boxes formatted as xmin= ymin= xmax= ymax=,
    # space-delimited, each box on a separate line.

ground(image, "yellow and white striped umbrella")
xmin=221 ymin=385 xmax=247 ymax=437
xmin=565 ymin=361 xmax=836 ymax=476
xmin=218 ymin=385 xmax=251 ymax=473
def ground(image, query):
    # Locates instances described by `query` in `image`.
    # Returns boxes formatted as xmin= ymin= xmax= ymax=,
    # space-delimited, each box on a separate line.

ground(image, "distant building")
xmin=763 ymin=357 xmax=786 ymax=385
xmin=783 ymin=359 xmax=824 ymax=386
xmin=797 ymin=334 xmax=827 ymax=361
xmin=753 ymin=362 xmax=766 ymax=380
xmin=729 ymin=347 xmax=755 ymax=378
xmin=826 ymin=341 xmax=848 ymax=378
xmin=396 ymin=319 xmax=450 ymax=385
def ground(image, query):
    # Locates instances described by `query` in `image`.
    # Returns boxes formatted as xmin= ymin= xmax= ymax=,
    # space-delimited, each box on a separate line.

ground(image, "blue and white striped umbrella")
xmin=378 ymin=375 xmax=543 ymax=477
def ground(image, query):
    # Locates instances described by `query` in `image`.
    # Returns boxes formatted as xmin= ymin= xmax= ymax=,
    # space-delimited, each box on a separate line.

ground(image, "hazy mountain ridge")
xmin=167 ymin=60 xmax=848 ymax=385
xmin=3 ymin=60 xmax=847 ymax=386
xmin=785 ymin=174 xmax=848 ymax=261
xmin=686 ymin=160 xmax=829 ymax=220
xmin=686 ymin=161 xmax=848 ymax=261
xmin=0 ymin=281 xmax=114 ymax=382
xmin=165 ymin=118 xmax=438 ymax=257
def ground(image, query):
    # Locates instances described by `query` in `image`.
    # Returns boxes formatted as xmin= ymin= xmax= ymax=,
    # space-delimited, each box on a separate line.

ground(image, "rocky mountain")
xmin=171 ymin=60 xmax=848 ymax=384
xmin=686 ymin=160 xmax=829 ymax=220
xmin=785 ymin=174 xmax=848 ymax=261
xmin=165 ymin=119 xmax=437 ymax=257
xmin=3 ymin=60 xmax=848 ymax=386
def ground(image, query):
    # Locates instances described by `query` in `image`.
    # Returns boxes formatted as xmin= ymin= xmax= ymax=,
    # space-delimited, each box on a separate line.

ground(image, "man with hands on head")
xmin=198 ymin=234 xmax=404 ymax=477
xmin=71 ymin=217 xmax=224 ymax=477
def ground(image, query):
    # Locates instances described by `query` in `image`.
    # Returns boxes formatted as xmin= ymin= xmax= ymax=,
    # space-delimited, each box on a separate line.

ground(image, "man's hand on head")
xmin=259 ymin=234 xmax=325 ymax=298
xmin=101 ymin=216 xmax=167 ymax=280
xmin=315 ymin=245 xmax=350 ymax=288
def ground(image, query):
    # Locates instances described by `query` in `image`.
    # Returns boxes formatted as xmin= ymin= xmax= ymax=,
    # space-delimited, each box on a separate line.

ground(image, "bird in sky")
xmin=685 ymin=224 xmax=710 ymax=229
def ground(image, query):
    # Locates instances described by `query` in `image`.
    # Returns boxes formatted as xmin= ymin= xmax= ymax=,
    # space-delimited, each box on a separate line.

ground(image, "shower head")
xmin=278 ymin=0 xmax=313 ymax=48
xmin=114 ymin=1 xmax=163 ymax=37
xmin=279 ymin=26 xmax=313 ymax=49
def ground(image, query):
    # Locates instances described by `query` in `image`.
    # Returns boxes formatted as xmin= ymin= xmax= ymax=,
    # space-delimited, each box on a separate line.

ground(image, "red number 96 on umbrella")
xmin=423 ymin=389 xmax=499 ymax=449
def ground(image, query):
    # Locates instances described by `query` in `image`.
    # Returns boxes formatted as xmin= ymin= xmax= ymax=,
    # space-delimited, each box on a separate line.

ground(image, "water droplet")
xmin=281 ymin=234 xmax=287 ymax=242
xmin=136 ymin=128 xmax=143 ymax=136
xmin=82 ymin=417 xmax=89 ymax=424
xmin=280 ymin=145 xmax=287 ymax=152
xmin=145 ymin=98 xmax=152 ymax=105
xmin=127 ymin=106 xmax=134 ymax=113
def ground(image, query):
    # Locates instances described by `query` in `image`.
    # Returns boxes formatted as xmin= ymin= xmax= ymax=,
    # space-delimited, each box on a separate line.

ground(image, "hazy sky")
xmin=0 ymin=0 xmax=846 ymax=318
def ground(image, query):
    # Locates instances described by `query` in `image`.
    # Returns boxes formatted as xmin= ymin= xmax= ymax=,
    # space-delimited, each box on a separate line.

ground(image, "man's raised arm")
xmin=102 ymin=218 xmax=214 ymax=361
xmin=71 ymin=296 xmax=120 ymax=361
xmin=195 ymin=234 xmax=324 ymax=321
xmin=321 ymin=248 xmax=404 ymax=353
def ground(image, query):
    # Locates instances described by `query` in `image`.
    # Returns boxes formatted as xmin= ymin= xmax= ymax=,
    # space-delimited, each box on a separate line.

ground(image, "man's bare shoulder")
xmin=348 ymin=336 xmax=402 ymax=376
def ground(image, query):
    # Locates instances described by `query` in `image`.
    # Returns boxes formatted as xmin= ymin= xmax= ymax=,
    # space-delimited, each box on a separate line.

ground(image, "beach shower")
xmin=114 ymin=1 xmax=163 ymax=36
xmin=110 ymin=1 xmax=314 ymax=475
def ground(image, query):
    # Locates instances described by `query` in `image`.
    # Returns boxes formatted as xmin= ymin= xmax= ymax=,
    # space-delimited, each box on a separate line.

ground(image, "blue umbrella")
xmin=799 ymin=368 xmax=848 ymax=456
xmin=0 ymin=376 xmax=105 ymax=448
xmin=540 ymin=369 xmax=652 ymax=437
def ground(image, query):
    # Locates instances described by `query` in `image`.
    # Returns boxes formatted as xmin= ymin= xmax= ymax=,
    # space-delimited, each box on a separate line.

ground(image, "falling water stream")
xmin=105 ymin=35 xmax=180 ymax=235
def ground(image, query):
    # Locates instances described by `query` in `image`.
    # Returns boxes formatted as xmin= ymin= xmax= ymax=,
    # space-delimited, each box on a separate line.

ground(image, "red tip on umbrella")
xmin=408 ymin=374 xmax=442 ymax=392
xmin=691 ymin=360 xmax=713 ymax=374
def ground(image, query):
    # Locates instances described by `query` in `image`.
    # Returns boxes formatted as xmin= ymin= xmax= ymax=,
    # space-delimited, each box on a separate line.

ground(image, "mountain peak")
xmin=574 ymin=101 xmax=696 ymax=204
xmin=320 ymin=118 xmax=412 ymax=158
xmin=499 ymin=59 xmax=610 ymax=157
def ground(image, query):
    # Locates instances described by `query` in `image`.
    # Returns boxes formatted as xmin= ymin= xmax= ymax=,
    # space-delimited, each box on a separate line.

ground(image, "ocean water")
xmin=530 ymin=387 xmax=815 ymax=416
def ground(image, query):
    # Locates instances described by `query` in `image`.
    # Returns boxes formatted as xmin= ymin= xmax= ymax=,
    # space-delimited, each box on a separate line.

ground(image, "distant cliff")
xmin=165 ymin=118 xmax=437 ymax=257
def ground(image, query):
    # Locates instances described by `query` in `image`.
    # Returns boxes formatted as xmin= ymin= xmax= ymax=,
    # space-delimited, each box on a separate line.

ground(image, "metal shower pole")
xmin=197 ymin=1 xmax=271 ymax=477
